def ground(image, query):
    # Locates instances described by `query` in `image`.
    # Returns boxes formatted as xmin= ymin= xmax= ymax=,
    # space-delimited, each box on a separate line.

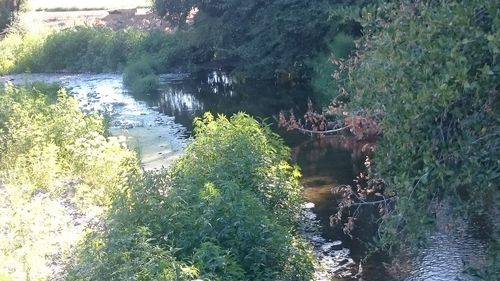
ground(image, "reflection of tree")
xmin=207 ymin=71 xmax=233 ymax=93
xmin=129 ymin=70 xmax=312 ymax=132
xmin=159 ymin=88 xmax=204 ymax=115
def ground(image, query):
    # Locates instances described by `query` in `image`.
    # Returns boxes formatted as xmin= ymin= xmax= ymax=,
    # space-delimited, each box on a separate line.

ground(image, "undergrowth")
xmin=0 ymin=82 xmax=139 ymax=280
xmin=68 ymin=113 xmax=316 ymax=281
xmin=0 ymin=25 xmax=208 ymax=75
xmin=0 ymin=83 xmax=317 ymax=280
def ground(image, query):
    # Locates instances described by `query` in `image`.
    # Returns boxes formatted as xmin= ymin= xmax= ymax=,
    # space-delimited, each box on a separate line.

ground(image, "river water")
xmin=0 ymin=72 xmax=490 ymax=281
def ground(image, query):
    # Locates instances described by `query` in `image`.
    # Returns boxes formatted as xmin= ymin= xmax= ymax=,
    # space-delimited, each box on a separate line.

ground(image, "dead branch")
xmin=292 ymin=125 xmax=352 ymax=135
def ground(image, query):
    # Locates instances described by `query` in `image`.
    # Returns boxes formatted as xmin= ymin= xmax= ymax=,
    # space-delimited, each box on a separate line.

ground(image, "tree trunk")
xmin=4 ymin=0 xmax=21 ymax=14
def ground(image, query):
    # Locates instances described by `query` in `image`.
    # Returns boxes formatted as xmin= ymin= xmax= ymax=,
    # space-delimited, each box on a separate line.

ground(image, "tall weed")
xmin=0 ymin=83 xmax=140 ymax=281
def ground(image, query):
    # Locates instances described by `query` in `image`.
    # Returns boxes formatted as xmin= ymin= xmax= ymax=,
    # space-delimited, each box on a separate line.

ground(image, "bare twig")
xmin=408 ymin=170 xmax=430 ymax=200
xmin=293 ymin=125 xmax=352 ymax=135
xmin=348 ymin=195 xmax=397 ymax=207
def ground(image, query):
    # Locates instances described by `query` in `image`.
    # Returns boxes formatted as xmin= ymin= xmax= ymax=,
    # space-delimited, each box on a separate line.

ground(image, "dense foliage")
xmin=0 ymin=83 xmax=139 ymax=280
xmin=0 ymin=84 xmax=316 ymax=280
xmin=68 ymin=113 xmax=315 ymax=281
xmin=342 ymin=0 xmax=499 ymax=274
xmin=0 ymin=1 xmax=369 ymax=81
xmin=123 ymin=56 xmax=160 ymax=94
xmin=152 ymin=0 xmax=370 ymax=79
xmin=0 ymin=27 xmax=141 ymax=73
xmin=2 ymin=0 xmax=498 ymax=278
xmin=309 ymin=32 xmax=355 ymax=105
xmin=0 ymin=27 xmax=188 ymax=73
xmin=0 ymin=27 xmax=196 ymax=94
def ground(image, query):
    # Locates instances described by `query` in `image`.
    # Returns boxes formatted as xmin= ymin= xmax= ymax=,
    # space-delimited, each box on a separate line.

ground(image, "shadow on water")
xmin=288 ymin=133 xmax=492 ymax=281
xmin=292 ymin=136 xmax=366 ymax=241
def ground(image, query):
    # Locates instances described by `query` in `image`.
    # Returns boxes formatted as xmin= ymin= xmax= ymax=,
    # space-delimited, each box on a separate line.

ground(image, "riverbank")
xmin=3 ymin=68 xmax=497 ymax=280
xmin=0 ymin=82 xmax=139 ymax=280
xmin=0 ymin=73 xmax=189 ymax=171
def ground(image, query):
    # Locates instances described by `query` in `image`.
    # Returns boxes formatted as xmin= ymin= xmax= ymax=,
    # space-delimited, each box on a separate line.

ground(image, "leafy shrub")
xmin=69 ymin=113 xmax=315 ymax=281
xmin=31 ymin=27 xmax=142 ymax=72
xmin=0 ymin=83 xmax=138 ymax=199
xmin=346 ymin=0 xmax=499 ymax=254
xmin=0 ymin=82 xmax=140 ymax=280
xmin=0 ymin=25 xmax=201 ymax=75
xmin=0 ymin=27 xmax=144 ymax=74
xmin=182 ymin=113 xmax=305 ymax=221
xmin=123 ymin=57 xmax=160 ymax=94
xmin=0 ymin=28 xmax=45 ymax=74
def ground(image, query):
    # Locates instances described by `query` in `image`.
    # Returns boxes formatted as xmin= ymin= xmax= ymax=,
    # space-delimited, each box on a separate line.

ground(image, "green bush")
xmin=0 ymin=29 xmax=45 ymax=74
xmin=31 ymin=27 xmax=142 ymax=72
xmin=123 ymin=57 xmax=160 ymax=94
xmin=0 ymin=83 xmax=138 ymax=200
xmin=69 ymin=113 xmax=315 ymax=281
xmin=0 ymin=27 xmax=145 ymax=74
xmin=0 ymin=25 xmax=202 ymax=75
xmin=0 ymin=82 xmax=140 ymax=280
xmin=346 ymin=0 xmax=499 ymax=256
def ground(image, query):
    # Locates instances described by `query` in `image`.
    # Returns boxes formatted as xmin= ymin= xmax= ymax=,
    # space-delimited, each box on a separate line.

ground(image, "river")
xmin=0 ymin=72 xmax=490 ymax=281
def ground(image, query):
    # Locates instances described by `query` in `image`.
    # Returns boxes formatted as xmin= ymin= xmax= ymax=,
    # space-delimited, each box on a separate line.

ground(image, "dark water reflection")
xmin=292 ymin=136 xmax=394 ymax=281
xmin=292 ymin=137 xmax=366 ymax=238
xmin=129 ymin=71 xmax=312 ymax=132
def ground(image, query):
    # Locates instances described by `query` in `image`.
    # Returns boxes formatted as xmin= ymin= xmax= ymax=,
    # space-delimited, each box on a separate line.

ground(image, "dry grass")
xmin=29 ymin=0 xmax=149 ymax=10
xmin=18 ymin=8 xmax=169 ymax=33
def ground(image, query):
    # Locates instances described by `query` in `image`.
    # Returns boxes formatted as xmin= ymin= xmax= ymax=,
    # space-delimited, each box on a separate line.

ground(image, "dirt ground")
xmin=19 ymin=8 xmax=170 ymax=32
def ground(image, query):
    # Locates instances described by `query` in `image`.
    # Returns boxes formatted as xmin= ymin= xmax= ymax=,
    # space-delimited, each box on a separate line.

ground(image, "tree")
xmin=0 ymin=0 xmax=23 ymax=31
xmin=152 ymin=0 xmax=195 ymax=27
xmin=343 ymin=0 xmax=499 ymax=260
xmin=151 ymin=0 xmax=335 ymax=78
